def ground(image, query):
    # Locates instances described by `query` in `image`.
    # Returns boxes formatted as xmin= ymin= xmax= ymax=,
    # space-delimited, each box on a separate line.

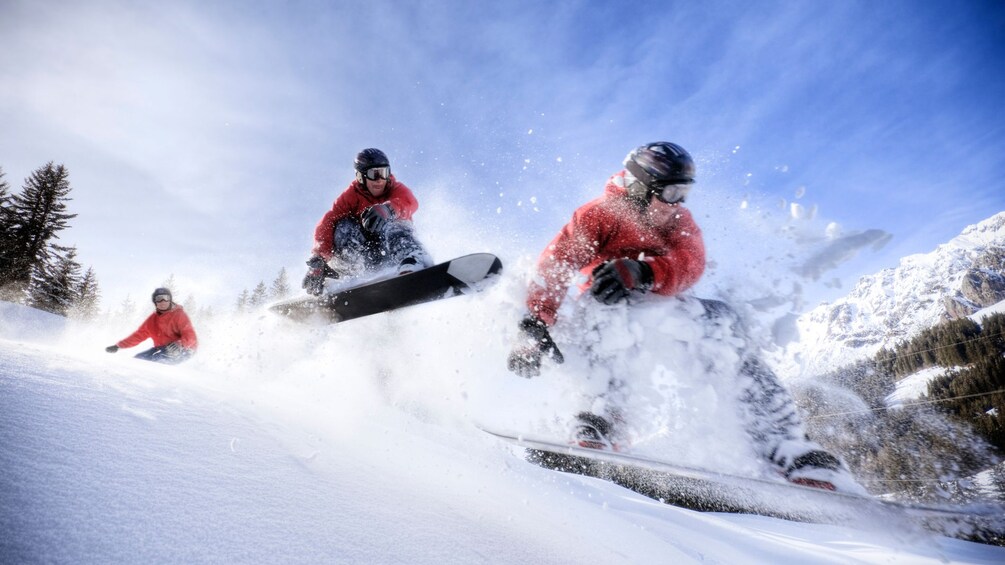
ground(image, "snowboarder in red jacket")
xmin=507 ymin=142 xmax=864 ymax=494
xmin=302 ymin=148 xmax=433 ymax=296
xmin=509 ymin=141 xmax=706 ymax=376
xmin=105 ymin=287 xmax=197 ymax=364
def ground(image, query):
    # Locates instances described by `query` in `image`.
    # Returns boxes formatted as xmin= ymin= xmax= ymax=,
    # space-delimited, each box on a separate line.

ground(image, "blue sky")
xmin=1 ymin=0 xmax=1003 ymax=309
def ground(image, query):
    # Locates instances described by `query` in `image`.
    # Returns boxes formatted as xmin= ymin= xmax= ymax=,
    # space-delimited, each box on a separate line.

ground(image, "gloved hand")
xmin=302 ymin=256 xmax=336 ymax=296
xmin=105 ymin=345 xmax=119 ymax=353
xmin=361 ymin=203 xmax=395 ymax=233
xmin=590 ymin=259 xmax=654 ymax=305
xmin=164 ymin=341 xmax=183 ymax=357
xmin=507 ymin=316 xmax=564 ymax=378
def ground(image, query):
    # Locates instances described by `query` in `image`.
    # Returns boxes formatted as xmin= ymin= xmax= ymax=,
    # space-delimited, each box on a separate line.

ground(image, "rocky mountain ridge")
xmin=788 ymin=211 xmax=1005 ymax=376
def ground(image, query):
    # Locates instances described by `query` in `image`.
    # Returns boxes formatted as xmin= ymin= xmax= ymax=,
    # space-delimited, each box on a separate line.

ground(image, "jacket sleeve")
xmin=312 ymin=186 xmax=360 ymax=260
xmin=525 ymin=203 xmax=608 ymax=326
xmin=386 ymin=181 xmax=419 ymax=221
xmin=645 ymin=208 xmax=706 ymax=296
xmin=117 ymin=314 xmax=155 ymax=349
xmin=174 ymin=310 xmax=198 ymax=350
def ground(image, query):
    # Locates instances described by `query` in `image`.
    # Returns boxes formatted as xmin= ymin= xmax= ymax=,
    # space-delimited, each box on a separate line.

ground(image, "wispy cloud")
xmin=1 ymin=0 xmax=1002 ymax=308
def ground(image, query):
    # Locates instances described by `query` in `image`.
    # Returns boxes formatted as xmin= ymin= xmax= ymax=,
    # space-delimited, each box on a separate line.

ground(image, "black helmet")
xmin=624 ymin=142 xmax=695 ymax=187
xmin=152 ymin=287 xmax=172 ymax=304
xmin=354 ymin=148 xmax=391 ymax=184
xmin=354 ymin=148 xmax=390 ymax=172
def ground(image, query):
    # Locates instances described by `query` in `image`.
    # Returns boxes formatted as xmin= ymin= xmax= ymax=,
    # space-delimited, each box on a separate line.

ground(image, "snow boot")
xmin=397 ymin=256 xmax=420 ymax=276
xmin=782 ymin=449 xmax=868 ymax=495
xmin=572 ymin=412 xmax=618 ymax=450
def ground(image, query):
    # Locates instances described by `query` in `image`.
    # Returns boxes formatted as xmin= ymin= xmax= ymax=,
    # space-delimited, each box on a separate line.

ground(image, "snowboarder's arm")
xmin=526 ymin=204 xmax=608 ymax=325
xmin=508 ymin=315 xmax=564 ymax=377
xmin=385 ymin=181 xmax=418 ymax=221
xmin=174 ymin=310 xmax=198 ymax=350
xmin=117 ymin=314 xmax=155 ymax=349
xmin=312 ymin=186 xmax=362 ymax=260
xmin=645 ymin=209 xmax=705 ymax=296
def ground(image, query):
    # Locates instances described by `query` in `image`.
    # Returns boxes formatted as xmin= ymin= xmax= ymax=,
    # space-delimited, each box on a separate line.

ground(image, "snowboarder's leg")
xmin=565 ymin=305 xmax=634 ymax=450
xmin=737 ymin=356 xmax=867 ymax=494
xmin=572 ymin=377 xmax=631 ymax=450
xmin=133 ymin=347 xmax=161 ymax=362
xmin=332 ymin=218 xmax=383 ymax=275
xmin=697 ymin=298 xmax=866 ymax=493
xmin=133 ymin=345 xmax=192 ymax=365
xmin=380 ymin=221 xmax=433 ymax=274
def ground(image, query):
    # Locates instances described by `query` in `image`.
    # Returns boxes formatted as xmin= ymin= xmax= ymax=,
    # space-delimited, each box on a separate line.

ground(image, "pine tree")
xmin=162 ymin=274 xmax=178 ymax=295
xmin=29 ymin=246 xmax=83 ymax=316
xmin=118 ymin=294 xmax=138 ymax=319
xmin=249 ymin=281 xmax=268 ymax=307
xmin=70 ymin=267 xmax=102 ymax=321
xmin=270 ymin=267 xmax=291 ymax=300
xmin=0 ymin=167 xmax=12 ymax=258
xmin=0 ymin=163 xmax=78 ymax=302
xmin=236 ymin=289 xmax=249 ymax=313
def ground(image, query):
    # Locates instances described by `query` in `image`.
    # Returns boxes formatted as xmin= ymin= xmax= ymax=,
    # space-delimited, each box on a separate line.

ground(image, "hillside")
xmin=3 ymin=300 xmax=1005 ymax=563
xmin=789 ymin=212 xmax=1005 ymax=376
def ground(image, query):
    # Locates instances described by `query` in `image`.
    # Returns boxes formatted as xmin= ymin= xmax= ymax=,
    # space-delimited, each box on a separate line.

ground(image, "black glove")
xmin=105 ymin=345 xmax=119 ymax=353
xmin=302 ymin=256 xmax=338 ymax=296
xmin=589 ymin=259 xmax=654 ymax=305
xmin=361 ymin=203 xmax=395 ymax=233
xmin=507 ymin=316 xmax=564 ymax=378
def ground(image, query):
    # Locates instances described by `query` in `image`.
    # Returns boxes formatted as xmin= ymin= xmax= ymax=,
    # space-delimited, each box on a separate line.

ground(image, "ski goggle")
xmin=651 ymin=181 xmax=693 ymax=204
xmin=363 ymin=166 xmax=389 ymax=181
xmin=153 ymin=294 xmax=171 ymax=303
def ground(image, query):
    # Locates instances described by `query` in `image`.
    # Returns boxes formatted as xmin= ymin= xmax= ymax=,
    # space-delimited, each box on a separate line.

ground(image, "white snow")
xmin=3 ymin=294 xmax=1004 ymax=563
xmin=885 ymin=366 xmax=956 ymax=409
xmin=971 ymin=299 xmax=1005 ymax=323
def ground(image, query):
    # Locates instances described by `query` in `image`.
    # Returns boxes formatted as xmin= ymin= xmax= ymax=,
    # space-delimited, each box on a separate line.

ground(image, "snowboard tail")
xmin=270 ymin=253 xmax=502 ymax=324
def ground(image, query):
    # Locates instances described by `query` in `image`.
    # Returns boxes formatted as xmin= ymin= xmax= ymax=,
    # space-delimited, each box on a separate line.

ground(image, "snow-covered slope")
xmin=3 ymin=301 xmax=1004 ymax=563
xmin=789 ymin=212 xmax=1005 ymax=376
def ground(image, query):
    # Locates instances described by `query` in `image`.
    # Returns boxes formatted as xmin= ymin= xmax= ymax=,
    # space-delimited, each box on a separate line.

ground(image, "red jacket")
xmin=312 ymin=176 xmax=419 ymax=260
xmin=118 ymin=305 xmax=198 ymax=350
xmin=526 ymin=171 xmax=706 ymax=326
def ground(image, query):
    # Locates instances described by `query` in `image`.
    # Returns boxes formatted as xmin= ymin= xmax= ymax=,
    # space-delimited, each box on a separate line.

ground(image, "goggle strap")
xmin=625 ymin=160 xmax=655 ymax=187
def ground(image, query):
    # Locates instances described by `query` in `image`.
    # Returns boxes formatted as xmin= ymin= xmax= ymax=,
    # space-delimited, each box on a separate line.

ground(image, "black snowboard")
xmin=480 ymin=427 xmax=1004 ymax=541
xmin=269 ymin=253 xmax=502 ymax=324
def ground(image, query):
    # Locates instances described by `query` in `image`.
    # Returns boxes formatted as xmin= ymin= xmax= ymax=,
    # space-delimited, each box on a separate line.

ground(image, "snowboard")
xmin=481 ymin=427 xmax=1004 ymax=541
xmin=269 ymin=253 xmax=503 ymax=324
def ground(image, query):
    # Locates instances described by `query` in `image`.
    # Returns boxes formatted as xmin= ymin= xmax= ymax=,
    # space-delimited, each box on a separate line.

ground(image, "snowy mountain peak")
xmin=950 ymin=210 xmax=1005 ymax=249
xmin=789 ymin=212 xmax=1005 ymax=376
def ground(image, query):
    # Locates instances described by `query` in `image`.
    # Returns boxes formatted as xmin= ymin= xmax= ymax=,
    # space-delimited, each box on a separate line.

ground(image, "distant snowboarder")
xmin=105 ymin=287 xmax=197 ymax=364
xmin=302 ymin=148 xmax=434 ymax=296
xmin=507 ymin=141 xmax=864 ymax=494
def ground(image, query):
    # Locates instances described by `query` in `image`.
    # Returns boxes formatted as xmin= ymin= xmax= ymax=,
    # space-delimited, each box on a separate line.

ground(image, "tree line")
xmin=797 ymin=313 xmax=1005 ymax=504
xmin=0 ymin=163 xmax=100 ymax=319
xmin=876 ymin=316 xmax=1002 ymax=378
xmin=1 ymin=162 xmax=297 ymax=321
xmin=234 ymin=268 xmax=292 ymax=313
xmin=879 ymin=313 xmax=1005 ymax=452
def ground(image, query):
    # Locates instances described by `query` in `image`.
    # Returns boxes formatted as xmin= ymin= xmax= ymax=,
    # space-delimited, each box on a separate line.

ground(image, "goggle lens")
xmin=653 ymin=182 xmax=692 ymax=204
xmin=364 ymin=166 xmax=389 ymax=181
xmin=154 ymin=295 xmax=171 ymax=303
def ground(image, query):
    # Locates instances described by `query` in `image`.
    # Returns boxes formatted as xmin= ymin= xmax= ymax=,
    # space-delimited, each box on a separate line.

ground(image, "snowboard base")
xmin=482 ymin=427 xmax=1005 ymax=543
xmin=269 ymin=253 xmax=502 ymax=324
